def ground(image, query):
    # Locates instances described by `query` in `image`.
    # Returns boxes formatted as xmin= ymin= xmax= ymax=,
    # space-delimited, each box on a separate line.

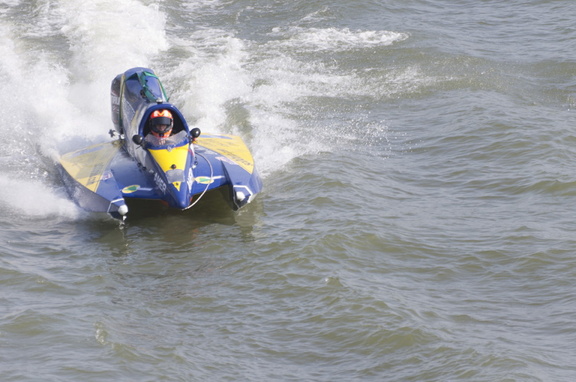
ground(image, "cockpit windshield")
xmin=144 ymin=130 xmax=189 ymax=149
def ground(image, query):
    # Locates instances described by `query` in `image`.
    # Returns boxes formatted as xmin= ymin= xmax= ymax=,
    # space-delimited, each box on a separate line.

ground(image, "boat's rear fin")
xmin=221 ymin=160 xmax=262 ymax=210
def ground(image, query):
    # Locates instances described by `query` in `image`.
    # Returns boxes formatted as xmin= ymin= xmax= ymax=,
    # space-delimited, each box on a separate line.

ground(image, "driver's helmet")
xmin=149 ymin=109 xmax=173 ymax=138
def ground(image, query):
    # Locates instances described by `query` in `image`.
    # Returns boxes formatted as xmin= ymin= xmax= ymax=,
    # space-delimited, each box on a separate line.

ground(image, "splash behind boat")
xmin=58 ymin=67 xmax=262 ymax=220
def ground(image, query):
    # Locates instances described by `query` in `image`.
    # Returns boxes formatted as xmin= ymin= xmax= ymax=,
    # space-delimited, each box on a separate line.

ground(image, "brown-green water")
xmin=1 ymin=0 xmax=576 ymax=380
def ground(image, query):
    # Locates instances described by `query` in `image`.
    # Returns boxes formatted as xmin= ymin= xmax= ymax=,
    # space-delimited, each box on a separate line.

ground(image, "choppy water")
xmin=2 ymin=0 xmax=576 ymax=381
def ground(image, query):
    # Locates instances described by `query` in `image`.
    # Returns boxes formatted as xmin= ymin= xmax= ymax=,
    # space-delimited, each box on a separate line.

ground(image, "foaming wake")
xmin=157 ymin=30 xmax=361 ymax=176
xmin=160 ymin=31 xmax=305 ymax=177
xmin=269 ymin=26 xmax=409 ymax=51
xmin=0 ymin=175 xmax=80 ymax=220
xmin=56 ymin=0 xmax=169 ymax=149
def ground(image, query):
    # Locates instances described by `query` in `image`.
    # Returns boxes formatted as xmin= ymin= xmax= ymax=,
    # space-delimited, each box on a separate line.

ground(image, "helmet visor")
xmin=151 ymin=116 xmax=172 ymax=126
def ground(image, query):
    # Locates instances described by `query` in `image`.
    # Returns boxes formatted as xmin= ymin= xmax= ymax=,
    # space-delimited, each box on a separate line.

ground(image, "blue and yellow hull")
xmin=58 ymin=134 xmax=262 ymax=220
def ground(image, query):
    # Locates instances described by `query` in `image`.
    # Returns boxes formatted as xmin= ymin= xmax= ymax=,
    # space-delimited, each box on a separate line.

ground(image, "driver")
xmin=148 ymin=109 xmax=173 ymax=139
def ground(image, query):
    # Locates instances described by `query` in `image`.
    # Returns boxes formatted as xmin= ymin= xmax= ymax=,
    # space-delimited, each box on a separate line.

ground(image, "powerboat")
xmin=58 ymin=67 xmax=262 ymax=220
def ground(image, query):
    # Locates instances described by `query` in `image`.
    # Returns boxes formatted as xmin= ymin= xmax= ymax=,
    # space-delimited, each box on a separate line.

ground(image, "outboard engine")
xmin=111 ymin=68 xmax=169 ymax=136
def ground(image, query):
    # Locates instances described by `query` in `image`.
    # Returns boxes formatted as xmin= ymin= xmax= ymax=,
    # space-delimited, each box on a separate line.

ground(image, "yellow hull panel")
xmin=59 ymin=141 xmax=121 ymax=192
xmin=196 ymin=134 xmax=255 ymax=174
